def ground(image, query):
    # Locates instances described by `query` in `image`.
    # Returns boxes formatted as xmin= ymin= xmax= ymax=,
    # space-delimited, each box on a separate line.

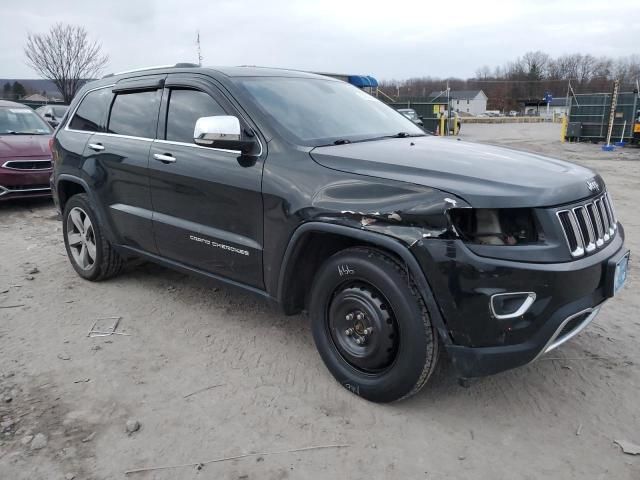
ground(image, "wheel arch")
xmin=56 ymin=175 xmax=90 ymax=211
xmin=55 ymin=174 xmax=115 ymax=243
xmin=277 ymin=222 xmax=451 ymax=344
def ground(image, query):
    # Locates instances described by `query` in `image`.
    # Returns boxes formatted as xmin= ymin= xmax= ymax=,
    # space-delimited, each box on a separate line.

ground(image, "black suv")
xmin=51 ymin=65 xmax=629 ymax=402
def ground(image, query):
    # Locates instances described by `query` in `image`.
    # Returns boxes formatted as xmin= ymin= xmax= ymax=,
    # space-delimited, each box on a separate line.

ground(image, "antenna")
xmin=196 ymin=31 xmax=203 ymax=67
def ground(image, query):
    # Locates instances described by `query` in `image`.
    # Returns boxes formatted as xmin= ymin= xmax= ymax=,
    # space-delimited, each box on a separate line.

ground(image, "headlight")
xmin=449 ymin=208 xmax=540 ymax=245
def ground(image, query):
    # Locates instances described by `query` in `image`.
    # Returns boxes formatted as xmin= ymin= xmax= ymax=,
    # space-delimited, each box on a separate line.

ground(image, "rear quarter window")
xmin=69 ymin=88 xmax=112 ymax=132
xmin=108 ymin=90 xmax=160 ymax=138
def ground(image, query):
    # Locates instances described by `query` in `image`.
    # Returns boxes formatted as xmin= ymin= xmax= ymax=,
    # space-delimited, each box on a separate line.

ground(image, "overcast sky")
xmin=2 ymin=0 xmax=639 ymax=80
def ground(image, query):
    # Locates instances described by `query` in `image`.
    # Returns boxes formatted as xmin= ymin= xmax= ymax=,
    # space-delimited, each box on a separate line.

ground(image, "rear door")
xmin=83 ymin=76 xmax=164 ymax=253
xmin=148 ymin=75 xmax=264 ymax=287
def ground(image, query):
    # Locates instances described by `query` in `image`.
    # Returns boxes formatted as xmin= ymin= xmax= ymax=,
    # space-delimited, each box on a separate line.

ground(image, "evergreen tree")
xmin=12 ymin=81 xmax=27 ymax=99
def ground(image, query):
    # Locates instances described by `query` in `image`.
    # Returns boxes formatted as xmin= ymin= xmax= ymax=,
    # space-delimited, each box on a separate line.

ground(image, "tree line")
xmin=380 ymin=51 xmax=640 ymax=111
xmin=2 ymin=81 xmax=28 ymax=99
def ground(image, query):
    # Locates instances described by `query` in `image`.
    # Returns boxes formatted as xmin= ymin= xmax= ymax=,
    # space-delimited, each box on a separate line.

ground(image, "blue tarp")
xmin=348 ymin=75 xmax=378 ymax=88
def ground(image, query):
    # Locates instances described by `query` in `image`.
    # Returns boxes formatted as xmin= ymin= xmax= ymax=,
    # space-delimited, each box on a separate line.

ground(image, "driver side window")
xmin=165 ymin=89 xmax=226 ymax=144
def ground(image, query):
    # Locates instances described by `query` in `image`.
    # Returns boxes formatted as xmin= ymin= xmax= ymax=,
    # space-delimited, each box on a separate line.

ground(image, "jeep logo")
xmin=586 ymin=179 xmax=600 ymax=193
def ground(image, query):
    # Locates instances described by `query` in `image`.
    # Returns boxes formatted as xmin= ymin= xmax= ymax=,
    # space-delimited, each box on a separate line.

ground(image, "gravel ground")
xmin=0 ymin=123 xmax=638 ymax=479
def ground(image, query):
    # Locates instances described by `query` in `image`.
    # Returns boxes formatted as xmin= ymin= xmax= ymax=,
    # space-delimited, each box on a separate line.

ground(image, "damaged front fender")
xmin=309 ymin=179 xmax=470 ymax=246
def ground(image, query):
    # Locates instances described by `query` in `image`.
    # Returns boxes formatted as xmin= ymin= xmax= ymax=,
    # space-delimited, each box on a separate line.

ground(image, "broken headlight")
xmin=449 ymin=208 xmax=540 ymax=246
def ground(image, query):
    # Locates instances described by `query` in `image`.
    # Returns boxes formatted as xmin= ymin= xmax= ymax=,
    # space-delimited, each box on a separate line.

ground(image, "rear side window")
xmin=108 ymin=90 xmax=159 ymax=138
xmin=69 ymin=88 xmax=112 ymax=132
xmin=165 ymin=89 xmax=226 ymax=143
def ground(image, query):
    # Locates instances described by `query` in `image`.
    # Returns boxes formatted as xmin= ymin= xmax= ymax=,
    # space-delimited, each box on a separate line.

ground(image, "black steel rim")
xmin=326 ymin=281 xmax=399 ymax=373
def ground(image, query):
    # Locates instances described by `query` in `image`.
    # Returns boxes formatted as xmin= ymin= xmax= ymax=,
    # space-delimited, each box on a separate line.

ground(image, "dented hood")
xmin=310 ymin=136 xmax=600 ymax=208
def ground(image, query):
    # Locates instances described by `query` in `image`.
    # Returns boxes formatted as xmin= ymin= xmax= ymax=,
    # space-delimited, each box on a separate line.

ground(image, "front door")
xmin=148 ymin=75 xmax=264 ymax=288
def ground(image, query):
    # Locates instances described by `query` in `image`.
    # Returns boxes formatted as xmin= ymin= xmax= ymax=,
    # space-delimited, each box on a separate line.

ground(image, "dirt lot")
xmin=1 ymin=123 xmax=638 ymax=479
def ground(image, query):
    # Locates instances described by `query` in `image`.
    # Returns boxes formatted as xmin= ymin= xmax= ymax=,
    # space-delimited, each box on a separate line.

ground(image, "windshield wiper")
xmin=382 ymin=132 xmax=426 ymax=138
xmin=4 ymin=131 xmax=43 ymax=135
xmin=316 ymin=132 xmax=424 ymax=147
xmin=357 ymin=132 xmax=425 ymax=143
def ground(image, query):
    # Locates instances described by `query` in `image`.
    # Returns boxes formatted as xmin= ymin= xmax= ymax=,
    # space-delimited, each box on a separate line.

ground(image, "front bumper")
xmin=445 ymin=302 xmax=604 ymax=377
xmin=0 ymin=164 xmax=52 ymax=201
xmin=411 ymin=227 xmax=628 ymax=377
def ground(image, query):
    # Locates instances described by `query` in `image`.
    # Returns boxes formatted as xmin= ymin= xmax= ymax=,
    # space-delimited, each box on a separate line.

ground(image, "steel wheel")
xmin=66 ymin=206 xmax=97 ymax=270
xmin=327 ymin=282 xmax=399 ymax=373
xmin=310 ymin=247 xmax=439 ymax=402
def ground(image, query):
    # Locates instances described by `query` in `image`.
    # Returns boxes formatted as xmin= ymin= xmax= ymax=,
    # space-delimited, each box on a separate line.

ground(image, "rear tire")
xmin=309 ymin=247 xmax=439 ymax=402
xmin=62 ymin=194 xmax=123 ymax=281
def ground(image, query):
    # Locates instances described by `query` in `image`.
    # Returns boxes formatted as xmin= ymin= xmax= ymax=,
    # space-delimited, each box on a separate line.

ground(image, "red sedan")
xmin=0 ymin=100 xmax=54 ymax=200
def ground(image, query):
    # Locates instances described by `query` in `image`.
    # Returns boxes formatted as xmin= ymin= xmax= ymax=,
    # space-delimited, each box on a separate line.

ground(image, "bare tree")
xmin=522 ymin=51 xmax=550 ymax=80
xmin=614 ymin=54 xmax=640 ymax=85
xmin=475 ymin=66 xmax=491 ymax=80
xmin=25 ymin=23 xmax=108 ymax=103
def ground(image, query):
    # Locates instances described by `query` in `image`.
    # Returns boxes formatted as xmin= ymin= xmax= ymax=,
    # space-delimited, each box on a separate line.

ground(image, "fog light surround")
xmin=490 ymin=292 xmax=536 ymax=319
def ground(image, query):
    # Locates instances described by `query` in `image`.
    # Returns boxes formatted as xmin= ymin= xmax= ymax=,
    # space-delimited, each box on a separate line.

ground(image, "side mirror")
xmin=44 ymin=112 xmax=53 ymax=118
xmin=193 ymin=116 xmax=258 ymax=155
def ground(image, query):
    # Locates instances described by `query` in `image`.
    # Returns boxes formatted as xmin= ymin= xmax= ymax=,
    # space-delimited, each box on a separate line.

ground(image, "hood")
xmin=0 ymin=134 xmax=52 ymax=159
xmin=310 ymin=136 xmax=601 ymax=208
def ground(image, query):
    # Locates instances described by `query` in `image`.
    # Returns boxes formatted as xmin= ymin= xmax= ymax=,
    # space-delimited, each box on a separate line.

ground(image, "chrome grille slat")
xmin=572 ymin=206 xmax=596 ymax=252
xmin=557 ymin=192 xmax=617 ymax=258
xmin=605 ymin=192 xmax=617 ymax=227
xmin=557 ymin=210 xmax=584 ymax=257
xmin=595 ymin=199 xmax=609 ymax=242
xmin=2 ymin=159 xmax=53 ymax=171
xmin=586 ymin=203 xmax=604 ymax=246
xmin=602 ymin=195 xmax=616 ymax=235
xmin=599 ymin=199 xmax=610 ymax=232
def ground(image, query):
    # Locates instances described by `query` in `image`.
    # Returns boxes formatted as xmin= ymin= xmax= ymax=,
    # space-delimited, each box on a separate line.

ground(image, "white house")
xmin=429 ymin=90 xmax=488 ymax=116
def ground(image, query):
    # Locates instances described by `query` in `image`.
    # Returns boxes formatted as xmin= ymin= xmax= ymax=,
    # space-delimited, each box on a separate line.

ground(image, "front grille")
xmin=557 ymin=192 xmax=617 ymax=258
xmin=2 ymin=159 xmax=53 ymax=170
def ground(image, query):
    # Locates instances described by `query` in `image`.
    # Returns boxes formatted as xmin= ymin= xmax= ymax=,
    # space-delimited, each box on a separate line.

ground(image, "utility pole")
xmin=603 ymin=78 xmax=620 ymax=150
xmin=196 ymin=31 xmax=203 ymax=66
xmin=446 ymin=80 xmax=451 ymax=136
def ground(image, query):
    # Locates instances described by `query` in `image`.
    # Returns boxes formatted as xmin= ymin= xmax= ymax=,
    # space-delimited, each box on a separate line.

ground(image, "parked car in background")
xmin=36 ymin=105 xmax=69 ymax=128
xmin=508 ymin=110 xmax=519 ymax=116
xmin=397 ymin=108 xmax=424 ymax=127
xmin=0 ymin=100 xmax=53 ymax=200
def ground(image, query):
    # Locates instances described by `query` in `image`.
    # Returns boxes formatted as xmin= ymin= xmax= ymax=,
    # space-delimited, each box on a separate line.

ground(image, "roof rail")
xmin=102 ymin=63 xmax=199 ymax=78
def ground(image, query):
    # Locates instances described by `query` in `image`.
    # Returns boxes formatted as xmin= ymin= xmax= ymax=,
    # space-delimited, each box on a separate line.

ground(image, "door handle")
xmin=153 ymin=153 xmax=176 ymax=164
xmin=88 ymin=143 xmax=104 ymax=151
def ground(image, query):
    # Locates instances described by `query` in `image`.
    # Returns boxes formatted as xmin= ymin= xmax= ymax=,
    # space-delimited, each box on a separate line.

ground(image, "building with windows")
xmin=429 ymin=90 xmax=488 ymax=116
xmin=522 ymin=97 xmax=569 ymax=118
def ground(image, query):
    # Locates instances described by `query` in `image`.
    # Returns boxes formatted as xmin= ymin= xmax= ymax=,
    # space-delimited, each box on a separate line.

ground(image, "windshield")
xmin=52 ymin=106 xmax=68 ymax=117
xmin=237 ymin=77 xmax=424 ymax=146
xmin=0 ymin=107 xmax=52 ymax=135
xmin=400 ymin=110 xmax=418 ymax=120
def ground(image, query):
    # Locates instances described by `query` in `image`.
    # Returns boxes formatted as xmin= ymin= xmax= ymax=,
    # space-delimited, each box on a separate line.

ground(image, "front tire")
xmin=62 ymin=194 xmax=123 ymax=281
xmin=309 ymin=247 xmax=439 ymax=403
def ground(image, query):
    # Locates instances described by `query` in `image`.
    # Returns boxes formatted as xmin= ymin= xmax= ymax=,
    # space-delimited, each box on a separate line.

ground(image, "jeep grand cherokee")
xmin=51 ymin=64 xmax=629 ymax=402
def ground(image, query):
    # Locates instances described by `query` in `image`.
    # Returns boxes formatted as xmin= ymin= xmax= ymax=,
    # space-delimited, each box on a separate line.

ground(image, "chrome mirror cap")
xmin=194 ymin=116 xmax=241 ymax=145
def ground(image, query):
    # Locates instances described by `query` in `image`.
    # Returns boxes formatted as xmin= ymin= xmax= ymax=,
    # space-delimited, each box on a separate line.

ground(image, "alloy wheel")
xmin=66 ymin=207 xmax=97 ymax=270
